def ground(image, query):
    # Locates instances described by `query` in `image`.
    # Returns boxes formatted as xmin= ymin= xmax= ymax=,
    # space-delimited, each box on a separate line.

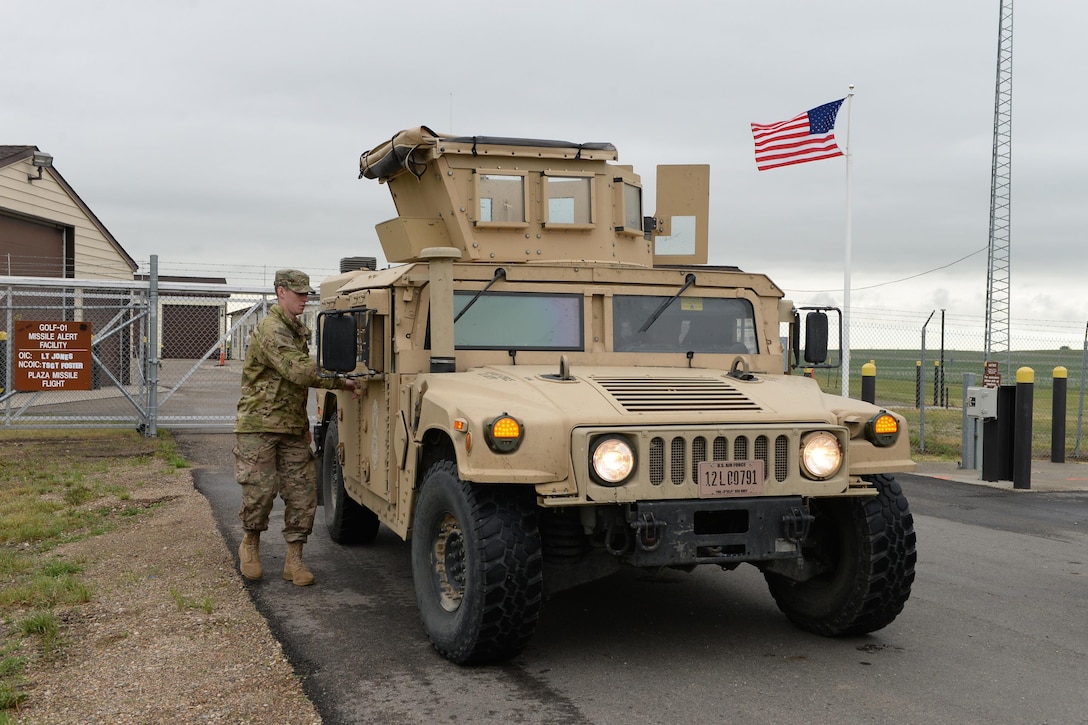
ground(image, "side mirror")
xmin=318 ymin=311 xmax=359 ymax=374
xmin=804 ymin=311 xmax=829 ymax=364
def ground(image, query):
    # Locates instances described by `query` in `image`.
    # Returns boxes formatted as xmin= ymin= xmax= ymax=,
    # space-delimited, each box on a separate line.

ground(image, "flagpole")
xmin=842 ymin=85 xmax=855 ymax=398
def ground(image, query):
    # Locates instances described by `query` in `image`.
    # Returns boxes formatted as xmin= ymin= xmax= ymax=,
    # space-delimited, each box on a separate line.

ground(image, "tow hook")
xmin=604 ymin=520 xmax=632 ymax=556
xmin=631 ymin=512 xmax=665 ymax=552
xmin=783 ymin=506 xmax=814 ymax=542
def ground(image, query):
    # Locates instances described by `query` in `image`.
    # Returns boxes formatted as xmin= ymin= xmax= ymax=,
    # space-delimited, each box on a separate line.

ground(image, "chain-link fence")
xmin=0 ymin=273 xmax=308 ymax=432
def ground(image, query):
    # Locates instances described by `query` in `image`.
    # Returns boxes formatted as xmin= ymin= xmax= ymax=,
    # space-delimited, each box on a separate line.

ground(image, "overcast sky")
xmin=4 ymin=0 xmax=1084 ymax=325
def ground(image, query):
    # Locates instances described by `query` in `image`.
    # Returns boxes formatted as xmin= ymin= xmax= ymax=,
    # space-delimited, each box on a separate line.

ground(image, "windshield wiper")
xmin=638 ymin=273 xmax=696 ymax=333
xmin=454 ymin=268 xmax=506 ymax=323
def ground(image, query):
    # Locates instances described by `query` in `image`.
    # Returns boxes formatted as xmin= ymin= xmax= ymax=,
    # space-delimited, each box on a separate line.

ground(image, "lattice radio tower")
xmin=985 ymin=0 xmax=1014 ymax=366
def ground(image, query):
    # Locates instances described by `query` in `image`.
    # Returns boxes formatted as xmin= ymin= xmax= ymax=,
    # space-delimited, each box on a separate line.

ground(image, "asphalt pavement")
xmin=175 ymin=431 xmax=1088 ymax=725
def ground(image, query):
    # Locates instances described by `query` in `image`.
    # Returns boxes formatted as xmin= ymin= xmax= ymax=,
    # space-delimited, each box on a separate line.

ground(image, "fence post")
xmin=1013 ymin=367 xmax=1034 ymax=490
xmin=961 ymin=372 xmax=978 ymax=469
xmin=1052 ymin=366 xmax=1067 ymax=463
xmin=1076 ymin=322 xmax=1088 ymax=458
xmin=861 ymin=360 xmax=876 ymax=404
xmin=932 ymin=360 xmax=940 ymax=406
xmin=915 ymin=360 xmax=922 ymax=408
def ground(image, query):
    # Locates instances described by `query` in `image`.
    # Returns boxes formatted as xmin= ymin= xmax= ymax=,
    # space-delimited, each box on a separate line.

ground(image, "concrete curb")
xmin=911 ymin=459 xmax=1088 ymax=492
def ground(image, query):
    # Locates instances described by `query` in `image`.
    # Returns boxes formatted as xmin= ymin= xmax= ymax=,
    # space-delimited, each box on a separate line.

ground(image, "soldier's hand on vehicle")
xmin=344 ymin=379 xmax=361 ymax=399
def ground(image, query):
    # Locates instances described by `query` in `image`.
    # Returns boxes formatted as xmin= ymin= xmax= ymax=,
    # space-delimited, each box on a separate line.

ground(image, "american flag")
xmin=751 ymin=99 xmax=846 ymax=172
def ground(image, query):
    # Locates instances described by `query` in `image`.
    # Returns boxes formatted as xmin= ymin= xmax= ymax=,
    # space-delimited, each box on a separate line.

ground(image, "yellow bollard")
xmin=861 ymin=360 xmax=876 ymax=403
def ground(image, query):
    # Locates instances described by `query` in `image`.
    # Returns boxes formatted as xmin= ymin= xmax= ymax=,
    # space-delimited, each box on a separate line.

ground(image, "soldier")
xmin=233 ymin=269 xmax=358 ymax=585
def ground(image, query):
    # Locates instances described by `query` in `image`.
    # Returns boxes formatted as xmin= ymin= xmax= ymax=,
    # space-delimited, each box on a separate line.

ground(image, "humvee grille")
xmin=648 ymin=433 xmax=792 ymax=486
xmin=591 ymin=376 xmax=761 ymax=412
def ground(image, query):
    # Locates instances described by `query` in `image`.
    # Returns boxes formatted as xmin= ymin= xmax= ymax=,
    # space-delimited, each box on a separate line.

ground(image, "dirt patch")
xmin=5 ymin=434 xmax=321 ymax=724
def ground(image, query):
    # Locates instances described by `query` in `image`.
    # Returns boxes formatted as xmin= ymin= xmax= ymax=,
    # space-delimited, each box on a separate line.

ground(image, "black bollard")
xmin=1052 ymin=366 xmax=1067 ymax=463
xmin=861 ymin=360 xmax=876 ymax=404
xmin=1013 ymin=367 xmax=1034 ymax=490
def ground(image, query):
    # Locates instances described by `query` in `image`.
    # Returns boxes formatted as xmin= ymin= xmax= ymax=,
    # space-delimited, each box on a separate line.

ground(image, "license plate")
xmin=697 ymin=460 xmax=765 ymax=498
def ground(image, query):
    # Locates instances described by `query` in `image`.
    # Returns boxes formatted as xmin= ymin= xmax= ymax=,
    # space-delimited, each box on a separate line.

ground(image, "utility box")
xmin=966 ymin=386 xmax=998 ymax=419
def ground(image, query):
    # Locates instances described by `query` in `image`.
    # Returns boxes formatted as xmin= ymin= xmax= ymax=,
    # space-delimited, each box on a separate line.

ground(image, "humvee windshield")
xmin=442 ymin=291 xmax=756 ymax=354
xmin=613 ymin=295 xmax=758 ymax=354
xmin=452 ymin=291 xmax=584 ymax=350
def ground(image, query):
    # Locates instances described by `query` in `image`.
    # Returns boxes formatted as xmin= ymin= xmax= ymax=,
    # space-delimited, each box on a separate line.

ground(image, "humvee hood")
xmin=420 ymin=365 xmax=845 ymax=427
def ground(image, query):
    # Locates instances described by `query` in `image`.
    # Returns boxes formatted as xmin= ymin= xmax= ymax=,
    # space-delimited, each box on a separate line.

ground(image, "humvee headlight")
xmin=800 ymin=431 xmax=842 ymax=480
xmin=485 ymin=414 xmax=523 ymax=453
xmin=865 ymin=411 xmax=900 ymax=447
xmin=590 ymin=435 xmax=636 ymax=486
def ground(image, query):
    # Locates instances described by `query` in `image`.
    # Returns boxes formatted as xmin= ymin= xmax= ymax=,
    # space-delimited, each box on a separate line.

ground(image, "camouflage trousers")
xmin=233 ymin=432 xmax=317 ymax=543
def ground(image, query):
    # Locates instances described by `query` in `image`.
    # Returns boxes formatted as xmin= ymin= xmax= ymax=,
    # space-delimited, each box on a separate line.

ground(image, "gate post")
xmin=0 ymin=330 xmax=6 ymax=395
xmin=146 ymin=255 xmax=160 ymax=437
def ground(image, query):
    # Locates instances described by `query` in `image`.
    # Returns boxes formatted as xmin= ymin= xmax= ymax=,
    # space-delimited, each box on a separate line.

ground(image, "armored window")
xmin=543 ymin=172 xmax=594 ymax=229
xmin=612 ymin=295 xmax=758 ymax=354
xmin=475 ymin=172 xmax=528 ymax=227
xmin=451 ymin=291 xmax=584 ymax=351
xmin=614 ymin=180 xmax=643 ymax=236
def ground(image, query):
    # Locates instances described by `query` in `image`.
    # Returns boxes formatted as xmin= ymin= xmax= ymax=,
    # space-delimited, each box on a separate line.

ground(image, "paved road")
xmin=179 ymin=433 xmax=1088 ymax=725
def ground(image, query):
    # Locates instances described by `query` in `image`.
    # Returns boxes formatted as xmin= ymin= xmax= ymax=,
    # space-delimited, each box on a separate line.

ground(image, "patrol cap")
xmin=273 ymin=269 xmax=315 ymax=294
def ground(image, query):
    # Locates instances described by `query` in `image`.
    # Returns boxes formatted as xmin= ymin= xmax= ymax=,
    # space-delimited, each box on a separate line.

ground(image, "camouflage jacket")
xmin=235 ymin=303 xmax=343 ymax=434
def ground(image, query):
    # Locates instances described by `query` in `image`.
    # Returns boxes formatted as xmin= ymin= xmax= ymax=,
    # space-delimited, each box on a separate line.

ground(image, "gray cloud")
xmin=3 ymin=0 xmax=1084 ymax=321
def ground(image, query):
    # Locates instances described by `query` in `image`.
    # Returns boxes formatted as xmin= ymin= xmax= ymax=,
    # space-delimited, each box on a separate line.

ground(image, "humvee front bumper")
xmin=601 ymin=496 xmax=814 ymax=568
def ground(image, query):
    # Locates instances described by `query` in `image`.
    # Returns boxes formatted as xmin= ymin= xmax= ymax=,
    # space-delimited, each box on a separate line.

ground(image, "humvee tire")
xmin=321 ymin=419 xmax=380 ymax=545
xmin=763 ymin=474 xmax=916 ymax=636
xmin=411 ymin=460 xmax=543 ymax=664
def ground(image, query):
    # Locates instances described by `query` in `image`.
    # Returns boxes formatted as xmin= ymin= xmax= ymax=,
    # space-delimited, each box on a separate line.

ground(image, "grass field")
xmin=0 ymin=431 xmax=188 ymax=719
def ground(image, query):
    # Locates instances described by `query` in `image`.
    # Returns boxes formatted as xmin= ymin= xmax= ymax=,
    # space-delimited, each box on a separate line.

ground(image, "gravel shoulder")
xmin=12 ymin=433 xmax=321 ymax=725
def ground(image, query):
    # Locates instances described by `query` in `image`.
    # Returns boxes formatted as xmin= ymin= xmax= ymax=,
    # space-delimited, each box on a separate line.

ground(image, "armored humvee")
xmin=313 ymin=126 xmax=916 ymax=665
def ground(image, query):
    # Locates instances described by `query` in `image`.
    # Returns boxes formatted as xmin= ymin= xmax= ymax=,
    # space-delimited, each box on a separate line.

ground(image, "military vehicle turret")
xmin=314 ymin=126 xmax=916 ymax=664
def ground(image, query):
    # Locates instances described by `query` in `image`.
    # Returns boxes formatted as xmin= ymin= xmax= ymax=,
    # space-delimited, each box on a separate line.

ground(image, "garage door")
xmin=0 ymin=212 xmax=66 ymax=276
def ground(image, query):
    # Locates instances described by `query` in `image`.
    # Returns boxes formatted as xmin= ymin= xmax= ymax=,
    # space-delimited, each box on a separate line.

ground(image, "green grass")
xmin=170 ymin=588 xmax=215 ymax=615
xmin=18 ymin=612 xmax=58 ymax=640
xmin=0 ymin=430 xmax=189 ymax=712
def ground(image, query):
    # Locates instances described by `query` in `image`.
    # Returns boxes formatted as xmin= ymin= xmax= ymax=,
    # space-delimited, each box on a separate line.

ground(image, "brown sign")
xmin=14 ymin=321 xmax=93 ymax=391
xmin=983 ymin=360 xmax=1001 ymax=388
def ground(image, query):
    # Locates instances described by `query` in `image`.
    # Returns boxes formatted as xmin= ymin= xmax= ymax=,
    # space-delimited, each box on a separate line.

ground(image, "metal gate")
xmin=1 ymin=268 xmax=287 ymax=432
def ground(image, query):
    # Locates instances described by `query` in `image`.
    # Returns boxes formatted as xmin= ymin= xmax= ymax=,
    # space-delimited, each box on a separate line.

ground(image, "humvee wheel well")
xmin=318 ymin=391 xmax=337 ymax=427
xmin=313 ymin=392 xmax=338 ymax=469
xmin=418 ymin=428 xmax=457 ymax=487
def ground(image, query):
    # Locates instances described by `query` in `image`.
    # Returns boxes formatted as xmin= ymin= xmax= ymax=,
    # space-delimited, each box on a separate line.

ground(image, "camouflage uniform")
xmin=233 ymin=271 xmax=346 ymax=543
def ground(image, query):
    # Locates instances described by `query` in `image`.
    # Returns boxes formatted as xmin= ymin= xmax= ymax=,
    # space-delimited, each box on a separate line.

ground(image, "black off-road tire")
xmin=321 ymin=419 xmax=380 ymax=545
xmin=764 ymin=473 xmax=916 ymax=636
xmin=411 ymin=460 xmax=543 ymax=665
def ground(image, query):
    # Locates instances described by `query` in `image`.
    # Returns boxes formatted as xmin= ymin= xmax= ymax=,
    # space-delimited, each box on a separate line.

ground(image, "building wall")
xmin=0 ymin=158 xmax=135 ymax=281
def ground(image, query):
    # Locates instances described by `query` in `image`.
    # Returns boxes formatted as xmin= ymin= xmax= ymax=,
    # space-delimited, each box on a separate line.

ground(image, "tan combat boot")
xmin=283 ymin=541 xmax=315 ymax=586
xmin=239 ymin=532 xmax=262 ymax=580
